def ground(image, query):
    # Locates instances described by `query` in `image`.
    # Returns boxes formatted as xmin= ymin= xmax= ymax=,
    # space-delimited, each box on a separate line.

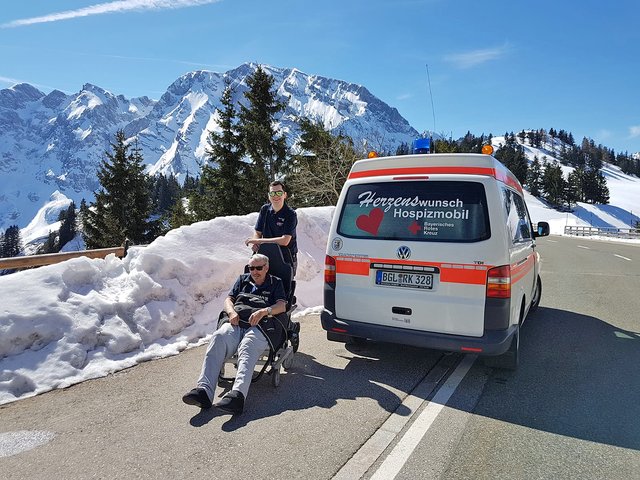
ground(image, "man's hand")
xmin=228 ymin=311 xmax=240 ymax=326
xmin=245 ymin=238 xmax=261 ymax=252
xmin=248 ymin=308 xmax=268 ymax=327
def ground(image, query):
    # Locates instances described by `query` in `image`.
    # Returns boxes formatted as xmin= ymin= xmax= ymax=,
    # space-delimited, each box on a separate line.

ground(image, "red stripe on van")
xmin=348 ymin=166 xmax=523 ymax=194
xmin=335 ymin=257 xmax=370 ymax=276
xmin=336 ymin=257 xmax=491 ymax=285
xmin=440 ymin=267 xmax=487 ymax=285
xmin=492 ymin=169 xmax=524 ymax=194
xmin=511 ymin=255 xmax=534 ymax=283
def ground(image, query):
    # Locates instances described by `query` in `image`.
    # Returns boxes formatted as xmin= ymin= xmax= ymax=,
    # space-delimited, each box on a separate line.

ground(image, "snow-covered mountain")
xmin=0 ymin=63 xmax=419 ymax=232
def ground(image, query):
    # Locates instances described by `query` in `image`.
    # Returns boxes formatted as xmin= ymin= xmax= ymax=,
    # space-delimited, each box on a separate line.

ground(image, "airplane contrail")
xmin=2 ymin=0 xmax=222 ymax=28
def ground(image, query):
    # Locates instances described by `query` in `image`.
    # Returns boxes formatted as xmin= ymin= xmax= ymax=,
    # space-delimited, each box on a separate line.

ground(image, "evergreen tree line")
xmin=428 ymin=130 xmax=611 ymax=207
xmin=79 ymin=116 xmax=635 ymax=248
xmin=516 ymin=127 xmax=640 ymax=177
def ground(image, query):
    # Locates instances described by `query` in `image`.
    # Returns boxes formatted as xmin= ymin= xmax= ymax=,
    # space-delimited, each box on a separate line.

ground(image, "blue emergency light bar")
xmin=412 ymin=138 xmax=431 ymax=154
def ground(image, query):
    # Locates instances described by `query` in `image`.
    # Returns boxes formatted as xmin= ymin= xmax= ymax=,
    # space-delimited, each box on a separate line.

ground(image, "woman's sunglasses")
xmin=248 ymin=265 xmax=265 ymax=271
xmin=268 ymin=191 xmax=285 ymax=197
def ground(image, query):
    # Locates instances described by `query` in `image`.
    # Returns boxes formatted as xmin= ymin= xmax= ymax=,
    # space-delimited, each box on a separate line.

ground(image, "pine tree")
xmin=1 ymin=225 xmax=21 ymax=258
xmin=182 ymin=173 xmax=199 ymax=196
xmin=395 ymin=142 xmax=410 ymax=155
xmin=527 ymin=156 xmax=543 ymax=197
xmin=82 ymin=131 xmax=153 ymax=248
xmin=194 ymin=79 xmax=246 ymax=220
xmin=595 ymin=171 xmax=610 ymax=204
xmin=433 ymin=137 xmax=459 ymax=153
xmin=581 ymin=169 xmax=609 ymax=204
xmin=190 ymin=164 xmax=220 ymax=221
xmin=58 ymin=202 xmax=77 ymax=249
xmin=152 ymin=174 xmax=183 ymax=217
xmin=542 ymin=162 xmax=566 ymax=206
xmin=494 ymin=142 xmax=528 ymax=184
xmin=565 ymin=168 xmax=583 ymax=205
xmin=239 ymin=66 xmax=288 ymax=211
xmin=168 ymin=197 xmax=193 ymax=230
xmin=39 ymin=231 xmax=58 ymax=254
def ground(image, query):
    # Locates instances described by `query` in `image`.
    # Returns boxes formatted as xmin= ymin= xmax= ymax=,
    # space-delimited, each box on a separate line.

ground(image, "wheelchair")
xmin=218 ymin=243 xmax=299 ymax=387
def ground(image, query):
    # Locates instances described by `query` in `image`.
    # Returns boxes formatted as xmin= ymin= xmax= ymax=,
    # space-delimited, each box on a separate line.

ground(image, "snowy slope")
xmin=492 ymin=136 xmax=640 ymax=234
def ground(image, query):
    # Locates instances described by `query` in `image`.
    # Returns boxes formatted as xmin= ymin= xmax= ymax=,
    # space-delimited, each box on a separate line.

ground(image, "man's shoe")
xmin=182 ymin=387 xmax=212 ymax=409
xmin=215 ymin=390 xmax=245 ymax=415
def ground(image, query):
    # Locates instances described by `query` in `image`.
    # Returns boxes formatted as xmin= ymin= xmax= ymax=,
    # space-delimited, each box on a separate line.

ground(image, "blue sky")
xmin=1 ymin=0 xmax=639 ymax=154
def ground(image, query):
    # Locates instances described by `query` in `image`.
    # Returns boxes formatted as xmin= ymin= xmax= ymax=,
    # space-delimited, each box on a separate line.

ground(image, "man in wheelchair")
xmin=182 ymin=253 xmax=287 ymax=415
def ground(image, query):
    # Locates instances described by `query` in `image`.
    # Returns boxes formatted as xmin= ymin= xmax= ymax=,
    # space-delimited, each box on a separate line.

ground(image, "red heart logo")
xmin=356 ymin=208 xmax=384 ymax=236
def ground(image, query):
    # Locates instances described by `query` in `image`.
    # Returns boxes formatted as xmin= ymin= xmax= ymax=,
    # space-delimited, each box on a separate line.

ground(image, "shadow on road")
xmin=475 ymin=306 xmax=640 ymax=450
xmin=189 ymin=342 xmax=441 ymax=431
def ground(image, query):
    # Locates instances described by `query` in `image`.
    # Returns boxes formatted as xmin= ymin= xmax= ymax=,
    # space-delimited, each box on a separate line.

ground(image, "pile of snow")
xmin=0 ymin=207 xmax=333 ymax=405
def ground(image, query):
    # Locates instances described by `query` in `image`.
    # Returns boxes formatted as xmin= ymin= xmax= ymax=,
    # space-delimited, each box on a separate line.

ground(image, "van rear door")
xmin=330 ymin=178 xmax=503 ymax=337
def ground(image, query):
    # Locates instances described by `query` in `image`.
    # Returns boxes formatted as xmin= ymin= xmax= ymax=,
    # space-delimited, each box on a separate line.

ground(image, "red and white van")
xmin=321 ymin=152 xmax=549 ymax=369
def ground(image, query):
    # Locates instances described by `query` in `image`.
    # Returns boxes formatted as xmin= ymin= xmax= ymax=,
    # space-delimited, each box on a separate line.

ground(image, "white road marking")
xmin=0 ymin=431 xmax=55 ymax=458
xmin=545 ymin=239 xmax=558 ymax=243
xmin=368 ymin=355 xmax=476 ymax=480
xmin=332 ymin=357 xmax=453 ymax=480
xmin=577 ymin=245 xmax=590 ymax=249
xmin=614 ymin=254 xmax=632 ymax=261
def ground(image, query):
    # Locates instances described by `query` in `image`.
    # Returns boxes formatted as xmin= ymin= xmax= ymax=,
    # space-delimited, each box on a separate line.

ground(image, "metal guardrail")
xmin=564 ymin=226 xmax=640 ymax=239
xmin=0 ymin=246 xmax=126 ymax=270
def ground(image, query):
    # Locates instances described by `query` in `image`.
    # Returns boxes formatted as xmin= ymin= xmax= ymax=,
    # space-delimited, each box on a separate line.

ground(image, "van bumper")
xmin=321 ymin=309 xmax=516 ymax=356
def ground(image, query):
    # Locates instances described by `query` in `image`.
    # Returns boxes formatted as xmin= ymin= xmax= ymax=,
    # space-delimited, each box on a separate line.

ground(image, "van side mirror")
xmin=534 ymin=221 xmax=550 ymax=238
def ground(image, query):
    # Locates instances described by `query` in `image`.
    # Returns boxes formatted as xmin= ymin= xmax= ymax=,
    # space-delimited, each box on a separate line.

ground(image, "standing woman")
xmin=245 ymin=181 xmax=298 ymax=275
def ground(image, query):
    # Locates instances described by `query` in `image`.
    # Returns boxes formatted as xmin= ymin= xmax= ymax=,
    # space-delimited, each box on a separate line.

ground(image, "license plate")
xmin=375 ymin=270 xmax=433 ymax=289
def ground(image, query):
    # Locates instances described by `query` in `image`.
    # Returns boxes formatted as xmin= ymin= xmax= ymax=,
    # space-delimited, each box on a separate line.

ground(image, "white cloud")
xmin=0 ymin=75 xmax=22 ymax=85
xmin=629 ymin=126 xmax=640 ymax=138
xmin=444 ymin=43 xmax=511 ymax=69
xmin=596 ymin=129 xmax=612 ymax=140
xmin=1 ymin=0 xmax=222 ymax=28
xmin=0 ymin=75 xmax=58 ymax=91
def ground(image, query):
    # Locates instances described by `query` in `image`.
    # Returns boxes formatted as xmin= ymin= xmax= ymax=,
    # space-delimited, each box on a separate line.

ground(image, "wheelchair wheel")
xmin=271 ymin=367 xmax=281 ymax=387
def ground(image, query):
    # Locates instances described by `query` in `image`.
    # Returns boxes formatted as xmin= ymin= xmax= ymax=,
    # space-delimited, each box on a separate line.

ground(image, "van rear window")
xmin=337 ymin=181 xmax=490 ymax=242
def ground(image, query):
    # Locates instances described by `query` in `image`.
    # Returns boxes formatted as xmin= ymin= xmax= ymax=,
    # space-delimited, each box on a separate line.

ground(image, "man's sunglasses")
xmin=268 ymin=191 xmax=285 ymax=197
xmin=248 ymin=265 xmax=266 ymax=271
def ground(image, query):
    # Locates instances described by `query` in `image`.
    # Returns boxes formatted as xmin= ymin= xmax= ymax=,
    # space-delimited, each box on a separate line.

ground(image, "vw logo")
xmin=397 ymin=246 xmax=411 ymax=260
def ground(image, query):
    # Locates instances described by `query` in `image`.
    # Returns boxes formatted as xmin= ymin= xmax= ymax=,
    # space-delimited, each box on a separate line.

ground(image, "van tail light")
xmin=325 ymin=255 xmax=336 ymax=286
xmin=487 ymin=265 xmax=511 ymax=298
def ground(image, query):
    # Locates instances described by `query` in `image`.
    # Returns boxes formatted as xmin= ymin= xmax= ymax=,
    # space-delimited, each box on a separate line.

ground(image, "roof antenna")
xmin=426 ymin=64 xmax=436 ymax=153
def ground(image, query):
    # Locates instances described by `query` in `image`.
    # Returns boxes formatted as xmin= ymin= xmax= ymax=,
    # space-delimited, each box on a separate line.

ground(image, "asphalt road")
xmin=389 ymin=235 xmax=640 ymax=479
xmin=1 ymin=235 xmax=639 ymax=479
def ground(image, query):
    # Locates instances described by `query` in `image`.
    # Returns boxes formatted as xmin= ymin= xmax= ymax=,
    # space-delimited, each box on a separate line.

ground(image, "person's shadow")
xmin=189 ymin=340 xmax=443 ymax=431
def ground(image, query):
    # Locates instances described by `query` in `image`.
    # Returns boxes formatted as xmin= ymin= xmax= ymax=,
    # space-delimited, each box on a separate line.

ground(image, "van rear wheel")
xmin=484 ymin=327 xmax=519 ymax=371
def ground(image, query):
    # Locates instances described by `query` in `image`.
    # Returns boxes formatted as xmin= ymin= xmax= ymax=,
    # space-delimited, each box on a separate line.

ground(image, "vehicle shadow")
xmin=472 ymin=306 xmax=640 ymax=451
xmin=189 ymin=342 xmax=442 ymax=430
